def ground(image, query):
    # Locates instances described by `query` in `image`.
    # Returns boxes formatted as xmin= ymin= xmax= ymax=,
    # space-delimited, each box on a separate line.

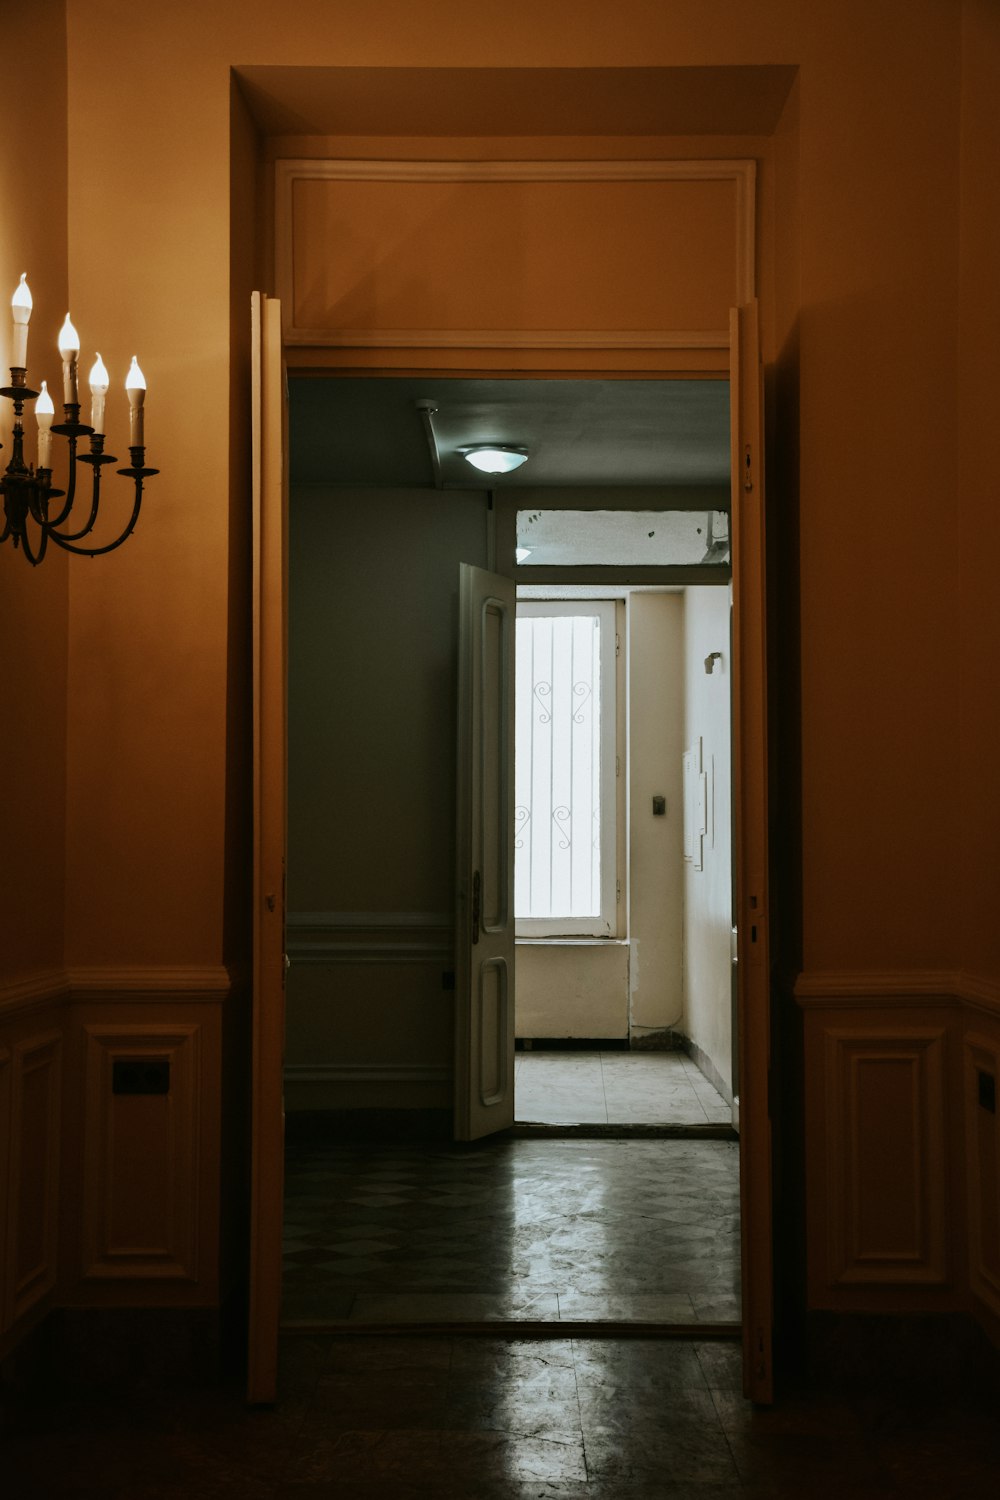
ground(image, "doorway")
xmin=251 ymin=311 xmax=772 ymax=1401
xmin=510 ymin=574 xmax=734 ymax=1130
xmin=279 ymin=373 xmax=741 ymax=1313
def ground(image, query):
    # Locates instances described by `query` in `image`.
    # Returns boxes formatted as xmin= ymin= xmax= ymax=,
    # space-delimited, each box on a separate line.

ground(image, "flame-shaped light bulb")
xmin=11 ymin=273 xmax=32 ymax=367
xmin=58 ymin=315 xmax=81 ymax=404
xmin=58 ymin=313 xmax=80 ymax=357
xmin=35 ymin=380 xmax=55 ymax=468
xmin=89 ymin=353 xmax=110 ymax=434
xmin=125 ymin=356 xmax=146 ymax=446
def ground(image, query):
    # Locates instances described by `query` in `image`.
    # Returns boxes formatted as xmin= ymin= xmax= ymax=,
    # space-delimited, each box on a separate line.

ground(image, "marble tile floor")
xmin=283 ymin=1136 xmax=741 ymax=1328
xmin=7 ymin=1332 xmax=1000 ymax=1499
xmin=515 ymin=1049 xmax=732 ymax=1128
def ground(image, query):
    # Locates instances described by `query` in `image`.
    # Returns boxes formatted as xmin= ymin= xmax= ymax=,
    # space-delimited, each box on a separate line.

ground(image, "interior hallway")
xmin=515 ymin=1048 xmax=732 ymax=1127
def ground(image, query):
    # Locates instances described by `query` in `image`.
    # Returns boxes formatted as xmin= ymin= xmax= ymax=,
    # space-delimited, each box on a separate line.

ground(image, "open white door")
xmin=454 ymin=563 xmax=516 ymax=1141
xmin=731 ymin=301 xmax=774 ymax=1403
xmin=247 ymin=292 xmax=288 ymax=1404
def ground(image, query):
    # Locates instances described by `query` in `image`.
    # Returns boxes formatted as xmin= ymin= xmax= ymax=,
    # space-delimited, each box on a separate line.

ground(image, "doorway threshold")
xmin=510 ymin=1122 xmax=737 ymax=1140
xmin=281 ymin=1318 xmax=742 ymax=1341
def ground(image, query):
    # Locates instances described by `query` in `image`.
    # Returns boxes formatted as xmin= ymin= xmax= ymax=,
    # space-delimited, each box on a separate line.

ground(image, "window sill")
xmin=515 ymin=936 xmax=627 ymax=946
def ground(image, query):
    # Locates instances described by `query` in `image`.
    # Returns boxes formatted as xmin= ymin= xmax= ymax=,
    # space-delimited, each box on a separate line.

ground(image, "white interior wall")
xmin=681 ymin=585 xmax=734 ymax=1095
xmin=516 ymin=590 xmax=685 ymax=1039
xmin=285 ymin=483 xmax=487 ymax=1109
xmin=286 ymin=477 xmax=730 ymax=1098
xmin=628 ymin=593 xmax=686 ymax=1037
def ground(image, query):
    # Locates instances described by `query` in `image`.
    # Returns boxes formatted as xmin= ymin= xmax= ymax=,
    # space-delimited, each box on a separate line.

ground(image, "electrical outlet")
xmin=112 ymin=1057 xmax=170 ymax=1095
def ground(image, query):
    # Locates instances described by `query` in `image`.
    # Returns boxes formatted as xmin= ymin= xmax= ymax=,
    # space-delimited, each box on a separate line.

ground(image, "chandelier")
xmin=0 ymin=276 xmax=157 ymax=565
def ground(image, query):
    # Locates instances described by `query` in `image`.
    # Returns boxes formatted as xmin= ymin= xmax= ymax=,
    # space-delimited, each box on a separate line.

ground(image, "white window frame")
xmin=515 ymin=600 xmax=619 ymax=937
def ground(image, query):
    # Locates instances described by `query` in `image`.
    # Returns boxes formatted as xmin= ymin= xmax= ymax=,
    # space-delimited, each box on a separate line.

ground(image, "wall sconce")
xmin=0 ymin=276 xmax=157 ymax=566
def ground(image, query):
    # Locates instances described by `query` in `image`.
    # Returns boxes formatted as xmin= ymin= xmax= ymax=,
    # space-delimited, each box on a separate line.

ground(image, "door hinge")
xmin=616 ymin=754 xmax=620 ymax=778
xmin=615 ymin=632 xmax=621 ymax=658
xmin=743 ymin=442 xmax=754 ymax=493
xmin=616 ymin=879 xmax=621 ymax=904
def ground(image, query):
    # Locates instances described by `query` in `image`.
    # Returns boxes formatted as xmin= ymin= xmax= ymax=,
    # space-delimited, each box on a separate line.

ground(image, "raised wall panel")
xmin=276 ymin=159 xmax=755 ymax=350
xmin=6 ymin=1033 xmax=61 ymax=1326
xmin=964 ymin=1028 xmax=1000 ymax=1319
xmin=823 ymin=1026 xmax=949 ymax=1287
xmin=81 ymin=1024 xmax=200 ymax=1282
xmin=283 ymin=916 xmax=453 ymax=1112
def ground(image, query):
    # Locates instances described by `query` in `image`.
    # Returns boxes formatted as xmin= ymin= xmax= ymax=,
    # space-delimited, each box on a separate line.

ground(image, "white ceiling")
xmin=289 ymin=376 xmax=731 ymax=490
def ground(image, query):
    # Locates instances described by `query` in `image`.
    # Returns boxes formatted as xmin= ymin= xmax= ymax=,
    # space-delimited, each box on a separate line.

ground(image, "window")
xmin=514 ymin=602 xmax=618 ymax=936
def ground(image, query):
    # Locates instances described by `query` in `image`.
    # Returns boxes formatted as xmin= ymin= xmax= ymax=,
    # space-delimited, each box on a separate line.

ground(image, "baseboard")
xmin=285 ymin=1107 xmax=452 ymax=1143
xmin=804 ymin=1310 xmax=1000 ymax=1394
xmin=284 ymin=1062 xmax=451 ymax=1113
xmin=1 ymin=1307 xmax=223 ymax=1416
xmin=670 ymin=1030 xmax=735 ymax=1107
xmin=630 ymin=1026 xmax=684 ymax=1051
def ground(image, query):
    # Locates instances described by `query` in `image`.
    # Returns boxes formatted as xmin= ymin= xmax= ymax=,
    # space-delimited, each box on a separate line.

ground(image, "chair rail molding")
xmin=286 ymin=912 xmax=453 ymax=966
xmin=0 ymin=969 xmax=70 ymax=1019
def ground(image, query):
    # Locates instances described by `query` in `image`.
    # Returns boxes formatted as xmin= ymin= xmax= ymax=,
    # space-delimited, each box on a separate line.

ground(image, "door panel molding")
xmin=455 ymin=565 xmax=516 ymax=1141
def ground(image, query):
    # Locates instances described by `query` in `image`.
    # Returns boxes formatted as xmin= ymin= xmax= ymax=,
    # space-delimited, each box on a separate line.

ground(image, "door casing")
xmin=255 ymin=331 xmax=773 ymax=1400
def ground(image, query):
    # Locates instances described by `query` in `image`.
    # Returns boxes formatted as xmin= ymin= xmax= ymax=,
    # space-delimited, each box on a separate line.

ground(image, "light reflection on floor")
xmin=515 ymin=1046 xmax=732 ymax=1125
xmin=282 ymin=1135 xmax=741 ymax=1327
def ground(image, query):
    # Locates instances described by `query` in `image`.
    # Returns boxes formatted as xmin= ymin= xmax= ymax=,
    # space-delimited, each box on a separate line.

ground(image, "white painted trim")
xmin=278 ymin=157 xmax=758 ymax=185
xmin=289 ymin=943 xmax=452 ymax=966
xmin=285 ymin=327 xmax=732 ymax=351
xmin=284 ymin=1063 xmax=451 ymax=1086
xmin=275 ymin=156 xmax=755 ymax=350
xmin=287 ymin=911 xmax=451 ymax=929
xmin=286 ymin=911 xmax=453 ymax=966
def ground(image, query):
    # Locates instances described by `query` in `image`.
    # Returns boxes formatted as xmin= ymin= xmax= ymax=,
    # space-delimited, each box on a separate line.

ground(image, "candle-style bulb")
xmin=11 ymin=273 xmax=32 ymax=367
xmin=58 ymin=314 xmax=80 ymax=357
xmin=89 ymin=353 xmax=109 ymax=394
xmin=89 ymin=352 xmax=110 ymax=434
xmin=11 ymin=274 xmax=32 ymax=320
xmin=126 ymin=356 xmax=146 ymax=446
xmin=125 ymin=355 xmax=146 ymax=394
xmin=35 ymin=379 xmax=55 ymax=469
xmin=59 ymin=314 xmax=81 ymax=404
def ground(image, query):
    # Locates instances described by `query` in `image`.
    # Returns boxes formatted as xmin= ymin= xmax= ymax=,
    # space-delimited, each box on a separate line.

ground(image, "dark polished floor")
xmin=7 ymin=1331 xmax=1000 ymax=1498
xmin=282 ymin=1137 xmax=741 ymax=1326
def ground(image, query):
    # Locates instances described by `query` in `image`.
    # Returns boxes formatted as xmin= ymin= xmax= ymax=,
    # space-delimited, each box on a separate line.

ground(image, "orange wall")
xmin=0 ymin=1 xmax=68 ymax=985
xmin=958 ymin=1 xmax=1000 ymax=988
xmin=57 ymin=0 xmax=974 ymax=984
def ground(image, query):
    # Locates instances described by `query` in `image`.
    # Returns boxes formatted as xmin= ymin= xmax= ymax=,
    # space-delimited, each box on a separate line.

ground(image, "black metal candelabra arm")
xmin=48 ymin=403 xmax=93 ymax=529
xmin=0 ymin=372 xmax=155 ymax=565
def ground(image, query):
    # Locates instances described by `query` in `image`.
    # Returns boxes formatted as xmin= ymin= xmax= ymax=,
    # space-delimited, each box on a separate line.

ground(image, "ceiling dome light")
xmin=460 ymin=444 xmax=529 ymax=475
